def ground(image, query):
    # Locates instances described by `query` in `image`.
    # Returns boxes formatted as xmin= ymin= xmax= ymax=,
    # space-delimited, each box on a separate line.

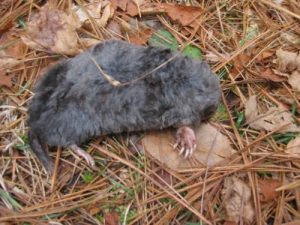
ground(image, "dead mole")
xmin=27 ymin=39 xmax=221 ymax=172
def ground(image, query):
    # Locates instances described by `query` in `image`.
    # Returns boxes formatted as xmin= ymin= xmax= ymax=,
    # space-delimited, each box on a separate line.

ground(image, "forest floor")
xmin=0 ymin=0 xmax=300 ymax=224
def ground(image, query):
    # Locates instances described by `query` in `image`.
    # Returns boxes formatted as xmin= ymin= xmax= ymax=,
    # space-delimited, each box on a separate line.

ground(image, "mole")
xmin=27 ymin=39 xmax=221 ymax=172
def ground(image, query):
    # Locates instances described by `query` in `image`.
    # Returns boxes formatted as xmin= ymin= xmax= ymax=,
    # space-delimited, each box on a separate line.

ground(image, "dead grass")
xmin=0 ymin=0 xmax=300 ymax=224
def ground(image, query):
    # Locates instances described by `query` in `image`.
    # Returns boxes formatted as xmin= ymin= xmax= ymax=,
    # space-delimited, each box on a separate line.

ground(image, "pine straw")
xmin=0 ymin=0 xmax=300 ymax=224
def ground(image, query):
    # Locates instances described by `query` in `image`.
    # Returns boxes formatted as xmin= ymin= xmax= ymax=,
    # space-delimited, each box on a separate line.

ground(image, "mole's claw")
xmin=173 ymin=142 xmax=179 ymax=149
xmin=179 ymin=147 xmax=185 ymax=155
xmin=184 ymin=149 xmax=190 ymax=158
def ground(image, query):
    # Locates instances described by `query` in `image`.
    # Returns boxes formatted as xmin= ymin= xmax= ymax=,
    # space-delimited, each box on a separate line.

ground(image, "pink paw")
xmin=173 ymin=126 xmax=196 ymax=158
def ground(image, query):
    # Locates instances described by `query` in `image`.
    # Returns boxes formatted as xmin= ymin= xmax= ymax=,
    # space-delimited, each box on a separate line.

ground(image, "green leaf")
xmin=212 ymin=103 xmax=229 ymax=121
xmin=17 ymin=16 xmax=26 ymax=28
xmin=182 ymin=45 xmax=202 ymax=60
xmin=148 ymin=29 xmax=178 ymax=50
xmin=81 ymin=171 xmax=94 ymax=184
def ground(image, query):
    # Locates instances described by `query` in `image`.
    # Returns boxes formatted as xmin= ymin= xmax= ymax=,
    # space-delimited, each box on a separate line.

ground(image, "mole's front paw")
xmin=173 ymin=126 xmax=196 ymax=158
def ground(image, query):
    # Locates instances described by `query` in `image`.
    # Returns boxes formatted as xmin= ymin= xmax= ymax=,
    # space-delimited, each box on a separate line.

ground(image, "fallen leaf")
xmin=128 ymin=27 xmax=153 ymax=45
xmin=234 ymin=53 xmax=251 ymax=71
xmin=286 ymin=136 xmax=300 ymax=156
xmin=205 ymin=51 xmax=224 ymax=63
xmin=222 ymin=177 xmax=254 ymax=224
xmin=73 ymin=1 xmax=114 ymax=28
xmin=21 ymin=5 xmax=82 ymax=55
xmin=111 ymin=0 xmax=128 ymax=11
xmin=288 ymin=70 xmax=300 ymax=92
xmin=0 ymin=70 xmax=12 ymax=87
xmin=111 ymin=0 xmax=141 ymax=16
xmin=142 ymin=123 xmax=234 ymax=171
xmin=80 ymin=38 xmax=101 ymax=48
xmin=258 ymin=68 xmax=285 ymax=82
xmin=148 ymin=29 xmax=178 ymax=50
xmin=245 ymin=95 xmax=258 ymax=123
xmin=276 ymin=49 xmax=300 ymax=72
xmin=245 ymin=96 xmax=300 ymax=133
xmin=0 ymin=31 xmax=24 ymax=69
xmin=258 ymin=179 xmax=280 ymax=203
xmin=106 ymin=20 xmax=122 ymax=38
xmin=256 ymin=50 xmax=274 ymax=62
xmin=163 ymin=4 xmax=202 ymax=27
xmin=280 ymin=32 xmax=300 ymax=45
xmin=182 ymin=45 xmax=202 ymax=60
xmin=105 ymin=211 xmax=119 ymax=225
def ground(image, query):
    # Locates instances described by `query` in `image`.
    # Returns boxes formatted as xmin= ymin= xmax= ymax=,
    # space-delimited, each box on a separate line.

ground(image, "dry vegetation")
xmin=1 ymin=0 xmax=300 ymax=224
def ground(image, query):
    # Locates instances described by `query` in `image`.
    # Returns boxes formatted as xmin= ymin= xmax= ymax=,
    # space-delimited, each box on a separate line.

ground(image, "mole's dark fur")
xmin=28 ymin=40 xmax=221 ymax=171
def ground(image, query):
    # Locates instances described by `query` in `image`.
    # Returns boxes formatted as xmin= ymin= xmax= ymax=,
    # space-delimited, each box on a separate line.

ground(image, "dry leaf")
xmin=258 ymin=179 xmax=280 ymax=203
xmin=0 ymin=70 xmax=12 ymax=87
xmin=245 ymin=96 xmax=300 ymax=133
xmin=222 ymin=177 xmax=254 ymax=224
xmin=128 ymin=27 xmax=153 ymax=45
xmin=80 ymin=38 xmax=101 ymax=48
xmin=234 ymin=54 xmax=251 ymax=71
xmin=286 ymin=136 xmax=300 ymax=156
xmin=276 ymin=49 xmax=300 ymax=72
xmin=288 ymin=70 xmax=300 ymax=91
xmin=205 ymin=51 xmax=227 ymax=63
xmin=259 ymin=68 xmax=285 ymax=82
xmin=245 ymin=95 xmax=258 ymax=123
xmin=106 ymin=20 xmax=122 ymax=38
xmin=21 ymin=5 xmax=81 ymax=55
xmin=105 ymin=211 xmax=119 ymax=225
xmin=142 ymin=123 xmax=234 ymax=171
xmin=256 ymin=50 xmax=274 ymax=62
xmin=163 ymin=4 xmax=202 ymax=27
xmin=0 ymin=31 xmax=24 ymax=69
xmin=111 ymin=0 xmax=128 ymax=11
xmin=73 ymin=1 xmax=114 ymax=28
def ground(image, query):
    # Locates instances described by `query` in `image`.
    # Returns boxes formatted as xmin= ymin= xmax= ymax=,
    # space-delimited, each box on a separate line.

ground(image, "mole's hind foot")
xmin=173 ymin=126 xmax=196 ymax=158
xmin=69 ymin=145 xmax=96 ymax=169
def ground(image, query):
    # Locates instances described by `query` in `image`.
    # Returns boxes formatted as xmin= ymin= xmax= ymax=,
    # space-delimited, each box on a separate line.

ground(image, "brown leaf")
xmin=0 ymin=31 xmax=24 ymax=69
xmin=163 ymin=4 xmax=202 ymax=27
xmin=258 ymin=68 xmax=285 ymax=82
xmin=245 ymin=96 xmax=300 ymax=133
xmin=128 ymin=28 xmax=153 ymax=45
xmin=256 ymin=50 xmax=274 ymax=62
xmin=0 ymin=70 xmax=12 ymax=87
xmin=288 ymin=70 xmax=300 ymax=91
xmin=21 ymin=5 xmax=81 ymax=55
xmin=222 ymin=177 xmax=254 ymax=224
xmin=142 ymin=124 xmax=234 ymax=171
xmin=286 ymin=136 xmax=300 ymax=156
xmin=126 ymin=0 xmax=139 ymax=16
xmin=276 ymin=49 xmax=300 ymax=72
xmin=111 ymin=0 xmax=128 ymax=11
xmin=245 ymin=95 xmax=258 ymax=123
xmin=234 ymin=54 xmax=251 ymax=71
xmin=106 ymin=20 xmax=122 ymax=38
xmin=105 ymin=211 xmax=119 ymax=225
xmin=74 ymin=1 xmax=114 ymax=28
xmin=80 ymin=38 xmax=101 ymax=48
xmin=258 ymin=179 xmax=280 ymax=203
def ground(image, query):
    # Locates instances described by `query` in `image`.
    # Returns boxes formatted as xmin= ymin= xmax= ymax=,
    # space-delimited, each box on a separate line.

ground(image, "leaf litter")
xmin=1 ymin=0 xmax=300 ymax=224
xmin=245 ymin=95 xmax=300 ymax=133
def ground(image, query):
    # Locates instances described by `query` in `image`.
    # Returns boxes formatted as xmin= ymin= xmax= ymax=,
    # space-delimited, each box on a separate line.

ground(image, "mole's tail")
xmin=28 ymin=130 xmax=54 ymax=173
